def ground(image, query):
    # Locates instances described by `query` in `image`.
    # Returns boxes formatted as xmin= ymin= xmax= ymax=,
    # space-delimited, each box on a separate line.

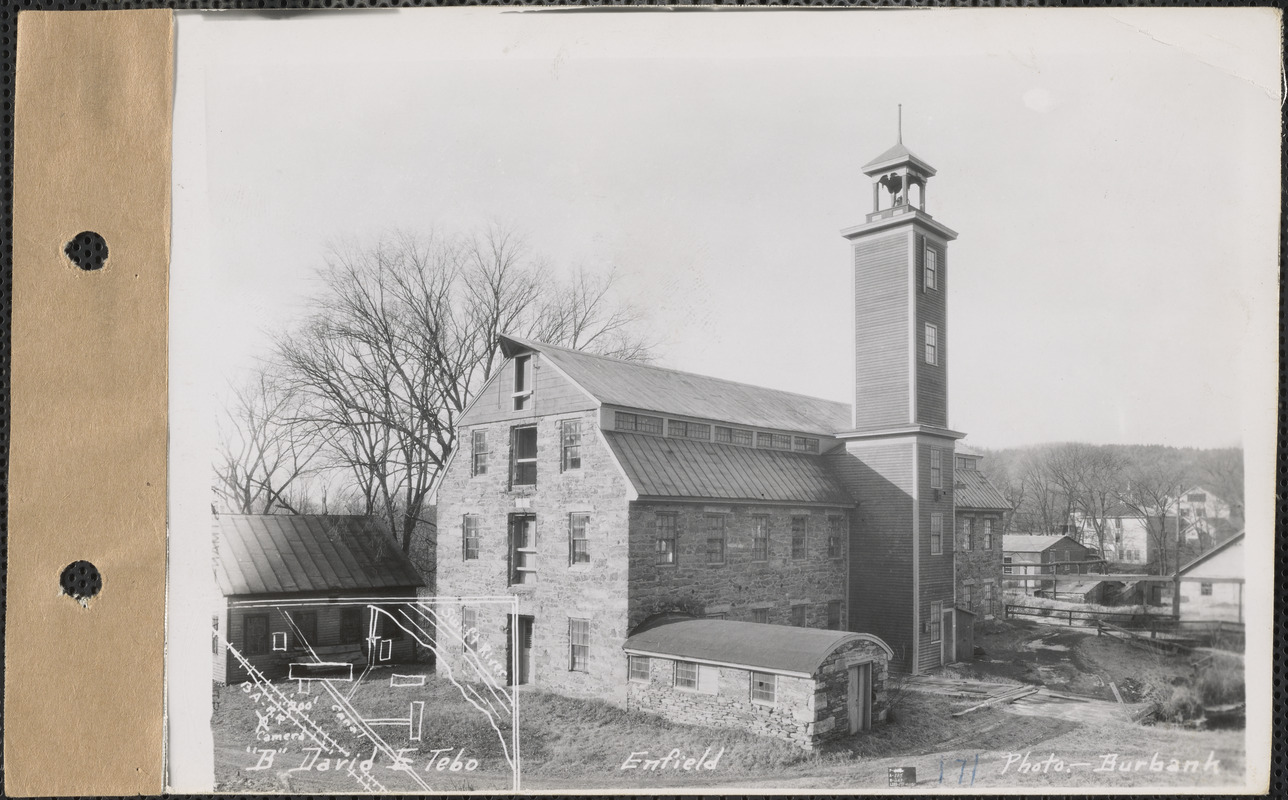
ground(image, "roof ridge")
xmin=512 ymin=334 xmax=851 ymax=411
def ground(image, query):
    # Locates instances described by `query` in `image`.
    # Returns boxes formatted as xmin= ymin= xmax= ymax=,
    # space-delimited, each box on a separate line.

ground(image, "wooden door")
xmin=941 ymin=607 xmax=953 ymax=665
xmin=847 ymin=663 xmax=872 ymax=734
xmin=509 ymin=615 xmax=534 ymax=686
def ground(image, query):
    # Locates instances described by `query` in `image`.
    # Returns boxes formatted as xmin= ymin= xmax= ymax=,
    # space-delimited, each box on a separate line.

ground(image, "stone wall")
xmin=625 ymin=503 xmax=849 ymax=631
xmin=435 ymin=408 xmax=634 ymax=704
xmin=955 ymin=511 xmax=1003 ymax=620
xmin=625 ymin=638 xmax=889 ymax=749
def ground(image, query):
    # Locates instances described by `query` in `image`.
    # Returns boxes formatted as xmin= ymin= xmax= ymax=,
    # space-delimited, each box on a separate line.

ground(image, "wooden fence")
xmin=1005 ymin=604 xmax=1245 ymax=650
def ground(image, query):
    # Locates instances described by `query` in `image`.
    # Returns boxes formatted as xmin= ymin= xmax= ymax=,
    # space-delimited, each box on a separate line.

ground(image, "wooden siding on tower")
xmin=915 ymin=235 xmax=948 ymax=428
xmin=853 ymin=233 xmax=910 ymax=429
xmin=826 ymin=442 xmax=915 ymax=672
xmin=465 ymin=354 xmax=597 ymax=426
xmin=917 ymin=439 xmax=957 ymax=672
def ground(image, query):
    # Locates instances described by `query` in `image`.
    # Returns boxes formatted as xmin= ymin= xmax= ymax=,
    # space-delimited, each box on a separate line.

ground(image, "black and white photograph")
xmin=166 ymin=8 xmax=1280 ymax=793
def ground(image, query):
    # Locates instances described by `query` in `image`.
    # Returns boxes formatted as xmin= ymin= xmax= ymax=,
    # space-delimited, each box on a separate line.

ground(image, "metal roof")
xmin=623 ymin=618 xmax=891 ymax=677
xmin=954 ymin=469 xmax=1011 ymax=511
xmin=502 ymin=335 xmax=851 ymax=434
xmin=603 ymin=431 xmax=854 ymax=505
xmin=861 ymin=142 xmax=938 ymax=176
xmin=1002 ymin=533 xmax=1084 ymax=553
xmin=214 ymin=514 xmax=424 ymax=597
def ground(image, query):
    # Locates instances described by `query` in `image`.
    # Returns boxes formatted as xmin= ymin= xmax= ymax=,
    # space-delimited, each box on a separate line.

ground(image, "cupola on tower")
xmin=835 ymin=118 xmax=965 ymax=675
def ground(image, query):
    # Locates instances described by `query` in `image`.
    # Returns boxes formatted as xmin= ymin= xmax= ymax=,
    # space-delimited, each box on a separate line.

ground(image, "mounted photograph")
xmin=165 ymin=7 xmax=1281 ymax=793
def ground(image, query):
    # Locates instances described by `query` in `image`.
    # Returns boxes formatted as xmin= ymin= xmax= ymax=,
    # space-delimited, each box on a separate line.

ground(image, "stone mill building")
xmin=432 ymin=135 xmax=1007 ymax=728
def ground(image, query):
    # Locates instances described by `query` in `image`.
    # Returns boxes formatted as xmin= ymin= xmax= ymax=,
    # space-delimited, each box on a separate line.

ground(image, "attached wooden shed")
xmin=213 ymin=514 xmax=426 ymax=684
xmin=622 ymin=619 xmax=892 ymax=749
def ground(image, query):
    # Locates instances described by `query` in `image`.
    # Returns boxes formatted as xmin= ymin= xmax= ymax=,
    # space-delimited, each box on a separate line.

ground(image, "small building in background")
xmin=622 ymin=618 xmax=891 ymax=750
xmin=1001 ymin=533 xmax=1097 ymax=595
xmin=213 ymin=514 xmax=426 ymax=684
xmin=952 ymin=445 xmax=1009 ymax=621
xmin=1177 ymin=530 xmax=1245 ymax=622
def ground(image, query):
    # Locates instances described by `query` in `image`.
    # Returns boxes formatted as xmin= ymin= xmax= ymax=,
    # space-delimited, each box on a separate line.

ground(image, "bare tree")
xmin=1198 ymin=446 xmax=1245 ymax=525
xmin=215 ymin=367 xmax=322 ymax=515
xmin=1118 ymin=447 xmax=1192 ymax=576
xmin=1044 ymin=443 xmax=1126 ymax=561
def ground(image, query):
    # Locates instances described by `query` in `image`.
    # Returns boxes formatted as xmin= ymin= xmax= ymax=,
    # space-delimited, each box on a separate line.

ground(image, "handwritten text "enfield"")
xmin=621 ymin=748 xmax=724 ymax=771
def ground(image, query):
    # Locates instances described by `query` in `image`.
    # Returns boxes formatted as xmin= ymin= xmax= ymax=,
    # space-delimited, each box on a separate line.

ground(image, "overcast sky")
xmin=175 ymin=8 xmax=1281 ymax=450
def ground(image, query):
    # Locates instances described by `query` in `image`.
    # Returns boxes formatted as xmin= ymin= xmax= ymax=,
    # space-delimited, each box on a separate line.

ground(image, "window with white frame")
xmin=924 ymin=246 xmax=938 ymax=291
xmin=462 ymin=514 xmax=480 ymax=561
xmin=569 ymin=513 xmax=590 ymax=565
xmin=791 ymin=516 xmax=808 ymax=560
xmin=925 ymin=323 xmax=939 ymax=365
xmin=930 ymin=513 xmax=943 ymax=555
xmin=628 ymin=655 xmax=650 ymax=682
xmin=960 ymin=517 xmax=973 ymax=551
xmin=511 ymin=426 xmax=537 ymax=486
xmin=715 ymin=426 xmax=754 ymax=446
xmin=793 ymin=436 xmax=820 ymax=453
xmin=930 ymin=449 xmax=942 ymax=489
xmin=756 ymin=432 xmax=793 ymax=450
xmin=668 ymin=420 xmax=711 ymax=440
xmin=962 ymin=584 xmax=973 ymax=611
xmin=560 ymin=420 xmax=582 ymax=471
xmin=512 ymin=354 xmax=533 ymax=410
xmin=982 ymin=518 xmax=994 ymax=550
xmin=509 ymin=514 xmax=537 ymax=585
xmin=929 ymin=601 xmax=943 ymax=642
xmin=616 ymin=411 xmax=662 ymax=435
xmin=674 ymin=660 xmax=699 ymax=690
xmin=471 ymin=429 xmax=488 ymax=476
xmin=752 ymin=516 xmax=769 ymax=561
xmin=569 ymin=618 xmax=590 ymax=672
xmin=827 ymin=516 xmax=843 ymax=559
xmin=750 ymin=671 xmax=776 ymax=704
xmin=655 ymin=513 xmax=677 ymax=565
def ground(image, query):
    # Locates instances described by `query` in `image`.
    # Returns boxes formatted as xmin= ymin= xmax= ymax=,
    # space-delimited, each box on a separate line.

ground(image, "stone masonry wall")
xmin=436 ymin=408 xmax=633 ymax=704
xmin=626 ymin=503 xmax=849 ymax=631
xmin=955 ymin=512 xmax=1003 ymax=620
xmin=626 ymin=638 xmax=889 ymax=749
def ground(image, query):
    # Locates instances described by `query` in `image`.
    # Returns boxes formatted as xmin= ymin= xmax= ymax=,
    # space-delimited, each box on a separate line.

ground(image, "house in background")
xmin=1078 ymin=487 xmax=1240 ymax=569
xmin=1176 ymin=530 xmax=1245 ymax=622
xmin=213 ymin=514 xmax=425 ymax=684
xmin=1001 ymin=534 xmax=1099 ymax=594
xmin=952 ymin=444 xmax=1009 ymax=620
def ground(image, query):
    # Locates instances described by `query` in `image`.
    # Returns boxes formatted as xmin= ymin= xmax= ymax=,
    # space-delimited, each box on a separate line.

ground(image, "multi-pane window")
xmin=1200 ymin=582 xmax=1213 ymax=596
xmin=752 ymin=516 xmax=770 ymax=561
xmin=791 ymin=605 xmax=807 ymax=627
xmin=960 ymin=517 xmax=973 ymax=551
xmin=462 ymin=515 xmax=480 ymax=561
xmin=668 ymin=420 xmax=711 ymax=440
xmin=705 ymin=515 xmax=726 ymax=564
xmin=791 ymin=516 xmax=808 ymax=560
xmin=569 ymin=513 xmax=590 ymax=565
xmin=924 ymin=246 xmax=938 ymax=290
xmin=560 ymin=420 xmax=582 ymax=472
xmin=930 ymin=513 xmax=943 ymax=555
xmin=982 ymin=582 xmax=995 ymax=616
xmin=1188 ymin=493 xmax=1207 ymax=503
xmin=461 ymin=607 xmax=478 ymax=644
xmin=1003 ymin=556 xmax=1013 ymax=574
xmin=793 ymin=436 xmax=820 ymax=453
xmin=982 ymin=519 xmax=994 ymax=550
xmin=655 ymin=513 xmax=677 ymax=565
xmin=675 ymin=660 xmax=699 ymax=690
xmin=616 ymin=411 xmax=663 ymax=435
xmin=827 ymin=600 xmax=842 ymax=630
xmin=925 ymin=323 xmax=939 ymax=365
xmin=715 ymin=426 xmax=753 ymax=446
xmin=569 ymin=618 xmax=590 ymax=672
xmin=928 ymin=601 xmax=943 ymax=642
xmin=509 ymin=514 xmax=537 ymax=585
xmin=340 ymin=607 xmax=364 ymax=644
xmin=750 ymin=672 xmax=776 ymax=704
xmin=962 ymin=584 xmax=974 ymax=612
xmin=827 ymin=516 xmax=843 ymax=559
xmin=512 ymin=426 xmax=537 ymax=486
xmin=757 ymin=432 xmax=793 ymax=450
xmin=752 ymin=607 xmax=769 ymax=624
xmin=471 ymin=429 xmax=489 ymax=476
xmin=629 ymin=655 xmax=650 ymax=682
xmin=512 ymin=354 xmax=532 ymax=410
xmin=244 ymin=614 xmax=269 ymax=655
xmin=291 ymin=610 xmax=317 ymax=650
xmin=930 ymin=449 xmax=942 ymax=489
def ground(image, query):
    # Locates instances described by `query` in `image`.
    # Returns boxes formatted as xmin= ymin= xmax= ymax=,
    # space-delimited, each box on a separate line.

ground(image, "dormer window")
xmin=512 ymin=355 xmax=533 ymax=411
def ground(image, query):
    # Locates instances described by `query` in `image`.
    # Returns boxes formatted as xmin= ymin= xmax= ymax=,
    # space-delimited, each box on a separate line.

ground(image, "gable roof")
xmin=623 ymin=618 xmax=892 ymax=677
xmin=1003 ymin=533 xmax=1084 ymax=554
xmin=1178 ymin=530 xmax=1245 ymax=575
xmin=954 ymin=469 xmax=1011 ymax=511
xmin=214 ymin=514 xmax=424 ymax=597
xmin=602 ymin=431 xmax=853 ymax=505
xmin=501 ymin=335 xmax=850 ymax=434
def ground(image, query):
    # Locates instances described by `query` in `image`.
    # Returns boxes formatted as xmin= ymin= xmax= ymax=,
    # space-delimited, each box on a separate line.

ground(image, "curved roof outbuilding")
xmin=623 ymin=619 xmax=892 ymax=678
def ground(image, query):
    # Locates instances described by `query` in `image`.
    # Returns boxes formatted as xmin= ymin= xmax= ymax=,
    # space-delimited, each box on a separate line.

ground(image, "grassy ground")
xmin=212 ymin=624 xmax=1247 ymax=791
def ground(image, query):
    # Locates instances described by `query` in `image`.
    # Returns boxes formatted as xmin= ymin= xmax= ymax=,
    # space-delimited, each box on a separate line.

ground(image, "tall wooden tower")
xmin=838 ymin=130 xmax=965 ymax=674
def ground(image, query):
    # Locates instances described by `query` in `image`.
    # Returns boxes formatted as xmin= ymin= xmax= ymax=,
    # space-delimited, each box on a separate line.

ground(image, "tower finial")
xmin=897 ymin=104 xmax=902 ymax=144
